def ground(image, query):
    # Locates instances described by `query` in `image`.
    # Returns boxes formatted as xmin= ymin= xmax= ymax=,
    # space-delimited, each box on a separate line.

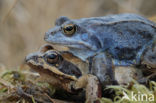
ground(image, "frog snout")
xmin=25 ymin=53 xmax=38 ymax=63
xmin=44 ymin=32 xmax=49 ymax=40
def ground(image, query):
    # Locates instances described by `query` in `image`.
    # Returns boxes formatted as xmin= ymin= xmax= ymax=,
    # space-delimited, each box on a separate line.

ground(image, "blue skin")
xmin=44 ymin=13 xmax=156 ymax=84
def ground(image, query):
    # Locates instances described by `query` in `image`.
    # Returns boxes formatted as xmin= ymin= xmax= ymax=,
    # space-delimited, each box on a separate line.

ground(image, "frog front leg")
xmin=72 ymin=74 xmax=101 ymax=103
xmin=91 ymin=53 xmax=117 ymax=85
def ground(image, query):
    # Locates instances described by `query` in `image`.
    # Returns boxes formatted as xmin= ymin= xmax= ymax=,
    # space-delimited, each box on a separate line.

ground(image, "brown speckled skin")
xmin=26 ymin=49 xmax=80 ymax=93
xmin=44 ymin=13 xmax=156 ymax=84
xmin=26 ymin=45 xmax=101 ymax=103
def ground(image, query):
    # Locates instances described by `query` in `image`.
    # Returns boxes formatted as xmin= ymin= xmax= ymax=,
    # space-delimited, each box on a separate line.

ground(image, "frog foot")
xmin=71 ymin=74 xmax=101 ymax=103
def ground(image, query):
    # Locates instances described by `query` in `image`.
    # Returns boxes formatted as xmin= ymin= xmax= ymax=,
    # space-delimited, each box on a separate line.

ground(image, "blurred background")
xmin=0 ymin=0 xmax=156 ymax=68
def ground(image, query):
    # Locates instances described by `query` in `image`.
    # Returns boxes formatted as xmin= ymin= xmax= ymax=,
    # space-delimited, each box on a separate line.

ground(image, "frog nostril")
xmin=25 ymin=55 xmax=37 ymax=62
xmin=51 ymin=31 xmax=56 ymax=35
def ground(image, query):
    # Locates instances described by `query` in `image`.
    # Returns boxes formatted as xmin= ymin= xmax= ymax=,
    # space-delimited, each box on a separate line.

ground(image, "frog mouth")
xmin=26 ymin=61 xmax=78 ymax=81
xmin=45 ymin=39 xmax=97 ymax=51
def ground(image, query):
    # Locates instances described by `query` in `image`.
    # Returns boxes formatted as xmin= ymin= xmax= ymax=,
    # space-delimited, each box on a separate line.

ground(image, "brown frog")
xmin=25 ymin=45 xmax=101 ymax=103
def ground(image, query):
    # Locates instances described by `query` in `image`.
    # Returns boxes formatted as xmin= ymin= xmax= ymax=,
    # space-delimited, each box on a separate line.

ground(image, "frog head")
xmin=25 ymin=44 xmax=82 ymax=92
xmin=44 ymin=16 xmax=102 ymax=61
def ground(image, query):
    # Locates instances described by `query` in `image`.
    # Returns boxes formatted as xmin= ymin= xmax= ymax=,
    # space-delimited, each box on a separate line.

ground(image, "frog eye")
xmin=62 ymin=24 xmax=76 ymax=36
xmin=45 ymin=53 xmax=59 ymax=64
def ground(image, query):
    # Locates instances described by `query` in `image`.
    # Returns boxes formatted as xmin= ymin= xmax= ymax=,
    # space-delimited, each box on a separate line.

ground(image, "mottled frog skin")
xmin=25 ymin=45 xmax=101 ymax=103
xmin=44 ymin=13 xmax=156 ymax=84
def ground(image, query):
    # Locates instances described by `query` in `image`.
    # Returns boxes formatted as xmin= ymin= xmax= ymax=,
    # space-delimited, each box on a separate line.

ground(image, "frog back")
xmin=85 ymin=14 xmax=156 ymax=66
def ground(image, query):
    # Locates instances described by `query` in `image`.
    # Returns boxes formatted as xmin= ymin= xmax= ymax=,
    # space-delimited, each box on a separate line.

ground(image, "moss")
xmin=0 ymin=69 xmax=155 ymax=103
xmin=100 ymin=80 xmax=156 ymax=103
